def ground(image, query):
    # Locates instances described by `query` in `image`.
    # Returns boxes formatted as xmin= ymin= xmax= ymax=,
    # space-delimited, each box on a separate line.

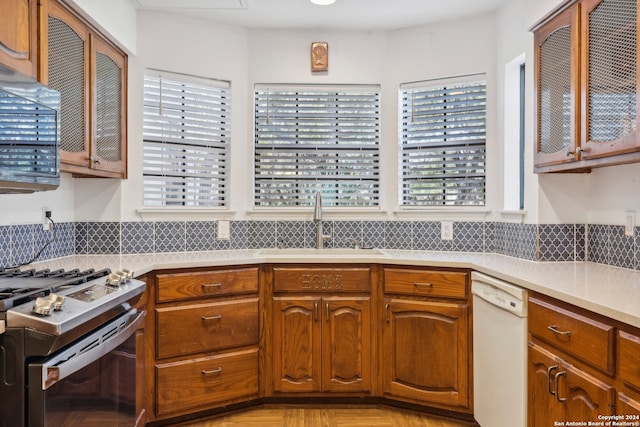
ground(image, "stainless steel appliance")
xmin=472 ymin=271 xmax=528 ymax=427
xmin=0 ymin=64 xmax=60 ymax=193
xmin=0 ymin=267 xmax=145 ymax=427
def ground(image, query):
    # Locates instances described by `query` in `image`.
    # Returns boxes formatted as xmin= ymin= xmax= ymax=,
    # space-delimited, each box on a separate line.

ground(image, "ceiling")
xmin=132 ymin=0 xmax=508 ymax=31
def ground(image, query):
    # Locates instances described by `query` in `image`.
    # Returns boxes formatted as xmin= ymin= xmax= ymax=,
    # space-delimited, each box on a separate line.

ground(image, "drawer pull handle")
xmin=414 ymin=282 xmax=433 ymax=288
xmin=201 ymin=315 xmax=222 ymax=320
xmin=314 ymin=302 xmax=318 ymax=321
xmin=547 ymin=365 xmax=558 ymax=396
xmin=554 ymin=371 xmax=566 ymax=403
xmin=326 ymin=302 xmax=330 ymax=321
xmin=385 ymin=303 xmax=390 ymax=323
xmin=202 ymin=283 xmax=222 ymax=289
xmin=547 ymin=325 xmax=571 ymax=337
xmin=201 ymin=367 xmax=222 ymax=375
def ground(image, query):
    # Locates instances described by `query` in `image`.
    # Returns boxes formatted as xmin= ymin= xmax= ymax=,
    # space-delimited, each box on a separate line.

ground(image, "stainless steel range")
xmin=0 ymin=267 xmax=146 ymax=427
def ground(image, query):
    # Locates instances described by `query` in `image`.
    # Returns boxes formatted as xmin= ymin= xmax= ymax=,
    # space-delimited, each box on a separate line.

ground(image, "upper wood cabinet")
xmin=533 ymin=0 xmax=640 ymax=172
xmin=0 ymin=0 xmax=43 ymax=78
xmin=46 ymin=0 xmax=127 ymax=178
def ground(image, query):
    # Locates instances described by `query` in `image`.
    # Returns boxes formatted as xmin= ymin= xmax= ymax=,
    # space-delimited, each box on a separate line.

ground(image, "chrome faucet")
xmin=313 ymin=191 xmax=331 ymax=249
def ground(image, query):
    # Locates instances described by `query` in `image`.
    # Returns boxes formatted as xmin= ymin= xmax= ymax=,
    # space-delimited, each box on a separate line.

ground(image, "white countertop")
xmin=30 ymin=249 xmax=640 ymax=329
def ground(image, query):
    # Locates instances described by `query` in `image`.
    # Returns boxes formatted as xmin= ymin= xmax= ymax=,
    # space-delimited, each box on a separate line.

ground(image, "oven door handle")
xmin=36 ymin=309 xmax=145 ymax=390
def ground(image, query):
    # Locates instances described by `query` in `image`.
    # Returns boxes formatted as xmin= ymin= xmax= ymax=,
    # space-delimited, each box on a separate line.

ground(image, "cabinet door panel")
xmin=563 ymin=363 xmax=615 ymax=419
xmin=0 ymin=0 xmax=39 ymax=77
xmin=273 ymin=297 xmax=321 ymax=392
xmin=529 ymin=343 xmax=565 ymax=427
xmin=382 ymin=299 xmax=469 ymax=408
xmin=534 ymin=5 xmax=580 ymax=167
xmin=580 ymin=0 xmax=640 ymax=159
xmin=47 ymin=0 xmax=90 ymax=168
xmin=91 ymin=34 xmax=126 ymax=175
xmin=323 ymin=297 xmax=370 ymax=392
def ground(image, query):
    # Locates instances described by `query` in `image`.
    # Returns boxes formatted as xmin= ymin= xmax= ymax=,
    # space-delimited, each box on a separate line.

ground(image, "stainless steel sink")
xmin=256 ymin=248 xmax=389 ymax=258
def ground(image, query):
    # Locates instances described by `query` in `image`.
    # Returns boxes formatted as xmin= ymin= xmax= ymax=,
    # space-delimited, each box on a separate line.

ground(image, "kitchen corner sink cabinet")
xmin=528 ymin=293 xmax=640 ymax=425
xmin=267 ymin=265 xmax=373 ymax=394
xmin=140 ymin=262 xmax=474 ymax=425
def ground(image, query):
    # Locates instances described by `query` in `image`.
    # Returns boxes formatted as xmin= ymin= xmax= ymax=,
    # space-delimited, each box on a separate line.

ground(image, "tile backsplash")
xmin=1 ymin=220 xmax=639 ymax=270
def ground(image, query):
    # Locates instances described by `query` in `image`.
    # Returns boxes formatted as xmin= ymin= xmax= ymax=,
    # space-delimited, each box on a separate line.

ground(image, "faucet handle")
xmin=351 ymin=239 xmax=361 ymax=249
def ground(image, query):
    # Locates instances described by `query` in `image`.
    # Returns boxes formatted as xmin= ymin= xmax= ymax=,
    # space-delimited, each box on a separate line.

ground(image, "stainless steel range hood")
xmin=0 ymin=64 xmax=61 ymax=193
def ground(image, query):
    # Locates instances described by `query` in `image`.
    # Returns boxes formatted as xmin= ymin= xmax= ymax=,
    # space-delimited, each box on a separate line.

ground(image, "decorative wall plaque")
xmin=311 ymin=42 xmax=328 ymax=72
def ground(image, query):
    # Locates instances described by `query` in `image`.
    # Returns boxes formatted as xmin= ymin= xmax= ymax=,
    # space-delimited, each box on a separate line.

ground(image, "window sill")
xmin=247 ymin=207 xmax=389 ymax=221
xmin=136 ymin=208 xmax=235 ymax=221
xmin=393 ymin=208 xmax=491 ymax=221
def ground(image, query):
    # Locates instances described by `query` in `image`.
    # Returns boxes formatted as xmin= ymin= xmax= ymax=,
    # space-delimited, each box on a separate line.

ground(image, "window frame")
xmin=142 ymin=69 xmax=231 ymax=210
xmin=398 ymin=73 xmax=487 ymax=208
xmin=253 ymin=83 xmax=381 ymax=209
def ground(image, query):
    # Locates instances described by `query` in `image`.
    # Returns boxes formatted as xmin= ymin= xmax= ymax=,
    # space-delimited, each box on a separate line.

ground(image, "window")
xmin=399 ymin=75 xmax=486 ymax=207
xmin=143 ymin=70 xmax=230 ymax=208
xmin=254 ymin=84 xmax=380 ymax=208
xmin=503 ymin=54 xmax=526 ymax=211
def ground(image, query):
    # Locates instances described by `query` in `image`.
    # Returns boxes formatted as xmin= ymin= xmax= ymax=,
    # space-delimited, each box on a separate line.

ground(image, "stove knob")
xmin=106 ymin=273 xmax=124 ymax=287
xmin=33 ymin=297 xmax=54 ymax=316
xmin=121 ymin=269 xmax=134 ymax=281
xmin=49 ymin=293 xmax=65 ymax=311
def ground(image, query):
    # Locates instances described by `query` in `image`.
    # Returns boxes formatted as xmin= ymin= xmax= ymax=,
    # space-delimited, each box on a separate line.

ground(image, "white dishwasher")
xmin=472 ymin=271 xmax=528 ymax=427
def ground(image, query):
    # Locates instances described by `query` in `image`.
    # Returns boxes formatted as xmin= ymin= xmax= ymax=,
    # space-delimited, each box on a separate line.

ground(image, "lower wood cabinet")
xmin=155 ymin=348 xmax=259 ymax=416
xmin=381 ymin=298 xmax=470 ymax=410
xmin=144 ymin=266 xmax=260 ymax=423
xmin=272 ymin=295 xmax=371 ymax=393
xmin=529 ymin=342 xmax=615 ymax=425
xmin=380 ymin=267 xmax=471 ymax=412
xmin=528 ymin=293 xmax=640 ymax=425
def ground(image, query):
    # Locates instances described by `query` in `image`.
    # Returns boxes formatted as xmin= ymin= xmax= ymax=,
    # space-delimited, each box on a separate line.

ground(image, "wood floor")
xmin=173 ymin=405 xmax=476 ymax=427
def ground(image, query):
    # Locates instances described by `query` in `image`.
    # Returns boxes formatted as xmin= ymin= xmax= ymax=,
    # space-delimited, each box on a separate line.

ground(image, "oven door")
xmin=27 ymin=309 xmax=145 ymax=427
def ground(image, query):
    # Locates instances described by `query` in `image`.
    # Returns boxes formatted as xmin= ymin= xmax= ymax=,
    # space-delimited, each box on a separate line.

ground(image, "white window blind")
xmin=143 ymin=70 xmax=230 ymax=208
xmin=254 ymin=84 xmax=380 ymax=207
xmin=399 ymin=75 xmax=486 ymax=207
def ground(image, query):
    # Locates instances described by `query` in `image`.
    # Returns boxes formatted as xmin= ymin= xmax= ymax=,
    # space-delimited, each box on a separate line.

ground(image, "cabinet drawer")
xmin=619 ymin=330 xmax=640 ymax=389
xmin=273 ymin=266 xmax=371 ymax=292
xmin=156 ymin=267 xmax=259 ymax=302
xmin=156 ymin=298 xmax=259 ymax=358
xmin=529 ymin=297 xmax=615 ymax=374
xmin=383 ymin=268 xmax=467 ymax=299
xmin=155 ymin=348 xmax=258 ymax=416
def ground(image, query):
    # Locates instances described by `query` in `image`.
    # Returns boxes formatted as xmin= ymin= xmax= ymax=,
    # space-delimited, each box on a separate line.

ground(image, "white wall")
xmin=63 ymin=0 xmax=137 ymax=54
xmin=112 ymin=11 xmax=500 ymax=222
xmin=2 ymin=1 xmax=639 ymax=228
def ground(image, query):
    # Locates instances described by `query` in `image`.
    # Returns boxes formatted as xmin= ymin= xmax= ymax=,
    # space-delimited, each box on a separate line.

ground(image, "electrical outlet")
xmin=625 ymin=211 xmax=635 ymax=237
xmin=441 ymin=221 xmax=453 ymax=240
xmin=42 ymin=207 xmax=51 ymax=231
xmin=217 ymin=220 xmax=231 ymax=240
